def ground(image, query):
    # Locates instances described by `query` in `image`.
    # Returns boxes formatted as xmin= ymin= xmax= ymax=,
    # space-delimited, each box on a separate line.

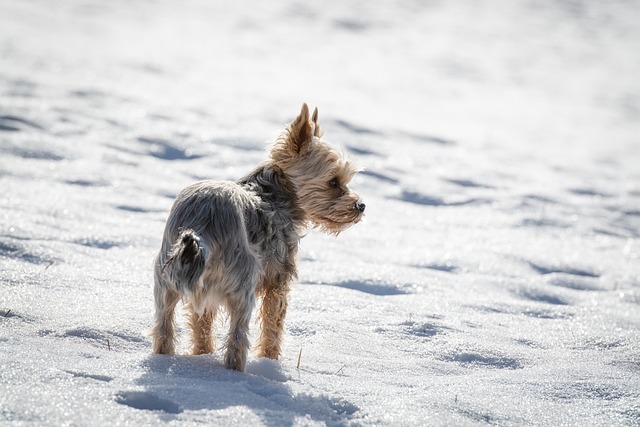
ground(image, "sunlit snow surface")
xmin=1 ymin=0 xmax=640 ymax=425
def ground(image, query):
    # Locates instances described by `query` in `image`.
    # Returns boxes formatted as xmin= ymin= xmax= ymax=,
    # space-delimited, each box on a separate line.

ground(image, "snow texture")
xmin=1 ymin=0 xmax=640 ymax=425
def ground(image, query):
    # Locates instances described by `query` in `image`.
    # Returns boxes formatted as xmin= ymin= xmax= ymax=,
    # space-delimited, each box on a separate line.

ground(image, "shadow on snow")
xmin=120 ymin=355 xmax=360 ymax=426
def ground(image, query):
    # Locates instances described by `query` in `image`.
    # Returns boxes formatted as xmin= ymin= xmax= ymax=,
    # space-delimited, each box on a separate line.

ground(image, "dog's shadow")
xmin=120 ymin=354 xmax=359 ymax=426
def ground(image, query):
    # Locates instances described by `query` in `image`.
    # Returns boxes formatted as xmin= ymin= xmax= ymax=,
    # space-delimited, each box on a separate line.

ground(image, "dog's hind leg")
xmin=257 ymin=285 xmax=289 ymax=359
xmin=151 ymin=281 xmax=181 ymax=355
xmin=218 ymin=245 xmax=260 ymax=371
xmin=188 ymin=304 xmax=216 ymax=355
xmin=223 ymin=290 xmax=255 ymax=371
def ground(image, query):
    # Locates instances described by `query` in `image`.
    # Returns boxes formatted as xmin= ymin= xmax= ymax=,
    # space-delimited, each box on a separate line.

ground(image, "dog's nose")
xmin=355 ymin=201 xmax=366 ymax=213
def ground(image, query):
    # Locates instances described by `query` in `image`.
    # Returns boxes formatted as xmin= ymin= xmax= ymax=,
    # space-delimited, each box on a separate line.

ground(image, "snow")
xmin=1 ymin=0 xmax=640 ymax=425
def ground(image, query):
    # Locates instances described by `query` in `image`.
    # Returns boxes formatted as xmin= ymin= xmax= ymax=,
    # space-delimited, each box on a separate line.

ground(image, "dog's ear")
xmin=287 ymin=103 xmax=313 ymax=154
xmin=311 ymin=107 xmax=325 ymax=138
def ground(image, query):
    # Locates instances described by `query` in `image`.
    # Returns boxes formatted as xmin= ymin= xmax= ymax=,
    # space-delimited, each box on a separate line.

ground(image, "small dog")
xmin=151 ymin=103 xmax=365 ymax=371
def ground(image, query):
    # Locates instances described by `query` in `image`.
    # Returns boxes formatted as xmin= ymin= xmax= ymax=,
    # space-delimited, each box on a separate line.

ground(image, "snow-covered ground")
xmin=1 ymin=0 xmax=639 ymax=425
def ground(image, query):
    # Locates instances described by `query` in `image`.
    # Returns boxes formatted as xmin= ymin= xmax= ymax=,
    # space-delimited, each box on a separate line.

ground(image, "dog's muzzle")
xmin=355 ymin=201 xmax=366 ymax=213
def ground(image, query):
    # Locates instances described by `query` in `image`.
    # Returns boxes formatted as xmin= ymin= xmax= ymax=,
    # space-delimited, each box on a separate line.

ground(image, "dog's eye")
xmin=329 ymin=178 xmax=339 ymax=188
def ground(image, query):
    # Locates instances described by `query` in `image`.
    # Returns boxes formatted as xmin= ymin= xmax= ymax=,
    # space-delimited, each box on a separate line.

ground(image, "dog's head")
xmin=270 ymin=103 xmax=365 ymax=234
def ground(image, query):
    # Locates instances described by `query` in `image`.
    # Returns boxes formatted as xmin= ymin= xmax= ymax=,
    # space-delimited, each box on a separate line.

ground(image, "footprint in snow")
xmin=115 ymin=391 xmax=182 ymax=414
xmin=440 ymin=351 xmax=523 ymax=370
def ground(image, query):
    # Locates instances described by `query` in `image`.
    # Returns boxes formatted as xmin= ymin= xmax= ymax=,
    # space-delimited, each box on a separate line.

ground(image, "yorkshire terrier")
xmin=151 ymin=103 xmax=365 ymax=371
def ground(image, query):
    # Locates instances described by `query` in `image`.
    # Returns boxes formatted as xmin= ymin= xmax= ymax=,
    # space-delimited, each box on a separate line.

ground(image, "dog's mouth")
xmin=312 ymin=207 xmax=364 ymax=234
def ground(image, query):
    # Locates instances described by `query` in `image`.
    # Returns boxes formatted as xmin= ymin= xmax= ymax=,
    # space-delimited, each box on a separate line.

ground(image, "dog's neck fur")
xmin=237 ymin=162 xmax=305 ymax=289
xmin=238 ymin=162 xmax=306 ymax=232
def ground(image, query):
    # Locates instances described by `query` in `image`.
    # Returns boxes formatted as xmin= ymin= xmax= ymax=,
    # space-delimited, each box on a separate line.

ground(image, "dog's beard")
xmin=308 ymin=204 xmax=364 ymax=235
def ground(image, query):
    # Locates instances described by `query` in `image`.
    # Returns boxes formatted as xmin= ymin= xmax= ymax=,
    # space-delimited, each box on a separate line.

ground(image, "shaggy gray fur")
xmin=151 ymin=103 xmax=364 ymax=371
xmin=152 ymin=164 xmax=305 ymax=370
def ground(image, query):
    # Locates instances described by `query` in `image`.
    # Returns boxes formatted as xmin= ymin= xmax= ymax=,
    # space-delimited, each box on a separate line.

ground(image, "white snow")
xmin=1 ymin=0 xmax=640 ymax=425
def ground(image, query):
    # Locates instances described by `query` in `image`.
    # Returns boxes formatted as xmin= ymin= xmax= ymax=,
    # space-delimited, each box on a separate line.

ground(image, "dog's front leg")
xmin=188 ymin=304 xmax=216 ymax=355
xmin=257 ymin=285 xmax=289 ymax=360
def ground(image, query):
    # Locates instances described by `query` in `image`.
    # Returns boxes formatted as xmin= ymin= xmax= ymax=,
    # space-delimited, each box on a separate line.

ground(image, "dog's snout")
xmin=355 ymin=201 xmax=366 ymax=213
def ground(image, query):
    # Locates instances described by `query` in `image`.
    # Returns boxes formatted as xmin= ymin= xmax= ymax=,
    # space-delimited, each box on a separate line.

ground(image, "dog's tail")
xmin=162 ymin=229 xmax=207 ymax=295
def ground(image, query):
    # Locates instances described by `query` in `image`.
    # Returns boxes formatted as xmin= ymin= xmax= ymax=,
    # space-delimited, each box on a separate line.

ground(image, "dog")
xmin=151 ymin=103 xmax=365 ymax=371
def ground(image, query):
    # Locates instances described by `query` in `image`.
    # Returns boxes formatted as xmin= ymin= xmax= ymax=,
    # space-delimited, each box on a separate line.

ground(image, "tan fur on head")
xmin=271 ymin=103 xmax=315 ymax=159
xmin=270 ymin=103 xmax=364 ymax=234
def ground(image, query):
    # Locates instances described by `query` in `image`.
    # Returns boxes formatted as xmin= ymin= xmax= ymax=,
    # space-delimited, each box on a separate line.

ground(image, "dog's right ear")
xmin=311 ymin=107 xmax=325 ymax=138
xmin=286 ymin=103 xmax=313 ymax=155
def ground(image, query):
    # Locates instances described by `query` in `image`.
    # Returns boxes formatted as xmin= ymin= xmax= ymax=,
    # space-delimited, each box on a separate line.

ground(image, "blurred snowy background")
xmin=1 ymin=0 xmax=639 ymax=425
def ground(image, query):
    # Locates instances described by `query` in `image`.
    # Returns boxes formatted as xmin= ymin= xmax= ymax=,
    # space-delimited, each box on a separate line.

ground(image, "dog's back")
xmin=155 ymin=180 xmax=262 ymax=313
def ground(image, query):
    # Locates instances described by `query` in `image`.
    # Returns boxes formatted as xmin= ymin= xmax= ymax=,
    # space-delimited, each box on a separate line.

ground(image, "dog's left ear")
xmin=287 ymin=103 xmax=314 ymax=154
xmin=311 ymin=107 xmax=324 ymax=138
